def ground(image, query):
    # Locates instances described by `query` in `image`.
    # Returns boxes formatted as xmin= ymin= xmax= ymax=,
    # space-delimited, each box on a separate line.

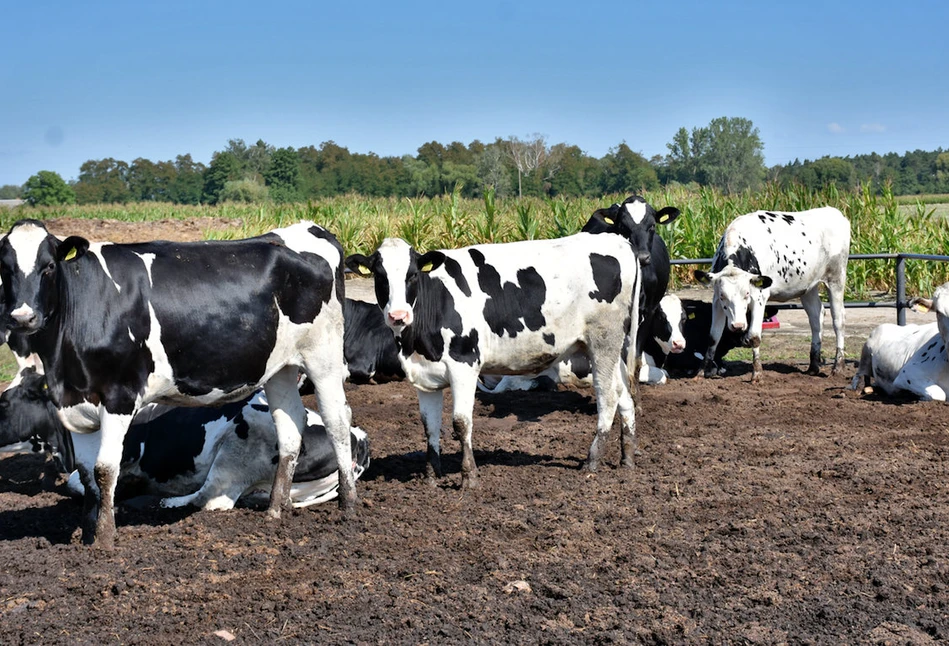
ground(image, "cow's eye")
xmin=43 ymin=261 xmax=55 ymax=274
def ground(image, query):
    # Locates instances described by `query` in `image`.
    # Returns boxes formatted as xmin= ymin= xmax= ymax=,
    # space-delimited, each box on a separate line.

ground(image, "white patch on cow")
xmin=7 ymin=222 xmax=49 ymax=276
xmin=9 ymin=304 xmax=35 ymax=321
xmin=375 ymin=238 xmax=416 ymax=327
xmin=136 ymin=252 xmax=157 ymax=287
xmin=655 ymin=294 xmax=686 ymax=355
xmin=624 ymin=200 xmax=648 ymax=224
xmin=128 ymin=327 xmax=136 ymax=343
xmin=89 ymin=243 xmax=122 ymax=293
xmin=274 ymin=222 xmax=342 ymax=270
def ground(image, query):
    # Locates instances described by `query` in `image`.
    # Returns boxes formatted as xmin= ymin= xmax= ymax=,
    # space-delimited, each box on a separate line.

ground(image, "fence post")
xmin=896 ymin=254 xmax=906 ymax=326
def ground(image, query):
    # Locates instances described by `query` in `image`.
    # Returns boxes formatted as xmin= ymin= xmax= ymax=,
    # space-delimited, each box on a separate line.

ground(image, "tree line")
xmin=4 ymin=116 xmax=948 ymax=206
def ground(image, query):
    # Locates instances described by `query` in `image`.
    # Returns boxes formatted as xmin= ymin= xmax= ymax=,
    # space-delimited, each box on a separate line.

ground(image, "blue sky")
xmin=1 ymin=0 xmax=947 ymax=186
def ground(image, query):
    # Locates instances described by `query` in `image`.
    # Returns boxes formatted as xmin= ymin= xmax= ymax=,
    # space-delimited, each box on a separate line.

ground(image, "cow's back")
xmin=714 ymin=207 xmax=850 ymax=300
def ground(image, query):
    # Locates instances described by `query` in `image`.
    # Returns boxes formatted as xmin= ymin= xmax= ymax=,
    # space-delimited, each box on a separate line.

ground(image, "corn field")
xmin=7 ymin=183 xmax=949 ymax=299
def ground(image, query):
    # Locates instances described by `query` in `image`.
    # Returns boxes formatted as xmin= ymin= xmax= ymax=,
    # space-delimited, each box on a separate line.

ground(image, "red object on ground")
xmin=762 ymin=317 xmax=780 ymax=330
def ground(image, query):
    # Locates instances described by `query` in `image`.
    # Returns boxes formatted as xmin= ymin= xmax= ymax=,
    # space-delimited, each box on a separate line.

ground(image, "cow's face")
xmin=582 ymin=196 xmax=679 ymax=265
xmin=346 ymin=238 xmax=445 ymax=331
xmin=911 ymin=282 xmax=949 ymax=346
xmin=695 ymin=265 xmax=773 ymax=334
xmin=654 ymin=294 xmax=687 ymax=355
xmin=0 ymin=221 xmax=63 ymax=332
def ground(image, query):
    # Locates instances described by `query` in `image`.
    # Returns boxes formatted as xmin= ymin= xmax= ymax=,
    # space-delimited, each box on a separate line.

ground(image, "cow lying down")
xmin=849 ymin=284 xmax=949 ymax=401
xmin=0 ymin=368 xmax=370 ymax=509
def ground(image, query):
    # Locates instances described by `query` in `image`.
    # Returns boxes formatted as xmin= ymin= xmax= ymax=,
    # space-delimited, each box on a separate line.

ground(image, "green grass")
xmin=0 ymin=345 xmax=19 ymax=387
xmin=8 ymin=183 xmax=949 ymax=300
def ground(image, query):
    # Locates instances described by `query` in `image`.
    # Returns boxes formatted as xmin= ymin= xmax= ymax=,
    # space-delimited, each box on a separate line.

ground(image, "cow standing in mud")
xmin=694 ymin=207 xmax=850 ymax=381
xmin=0 ymin=219 xmax=355 ymax=548
xmin=346 ymin=233 xmax=641 ymax=486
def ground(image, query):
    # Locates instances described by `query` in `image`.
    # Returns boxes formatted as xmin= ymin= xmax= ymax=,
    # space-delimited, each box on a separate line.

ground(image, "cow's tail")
xmin=849 ymin=340 xmax=873 ymax=392
xmin=625 ymin=260 xmax=642 ymax=393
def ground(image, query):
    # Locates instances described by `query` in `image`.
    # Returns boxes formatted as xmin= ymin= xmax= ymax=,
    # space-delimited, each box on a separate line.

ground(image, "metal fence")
xmin=671 ymin=253 xmax=949 ymax=326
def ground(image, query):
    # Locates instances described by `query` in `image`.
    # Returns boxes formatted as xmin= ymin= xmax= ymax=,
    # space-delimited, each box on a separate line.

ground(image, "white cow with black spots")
xmin=850 ymin=283 xmax=949 ymax=400
xmin=694 ymin=207 xmax=850 ymax=381
xmin=346 ymin=233 xmax=642 ymax=487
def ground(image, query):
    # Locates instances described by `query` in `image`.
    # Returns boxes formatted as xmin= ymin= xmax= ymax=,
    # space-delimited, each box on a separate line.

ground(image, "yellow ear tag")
xmin=421 ymin=262 xmax=434 ymax=272
xmin=64 ymin=247 xmax=77 ymax=261
xmin=916 ymin=302 xmax=930 ymax=313
xmin=658 ymin=214 xmax=670 ymax=223
xmin=356 ymin=265 xmax=371 ymax=276
xmin=603 ymin=217 xmax=614 ymax=225
xmin=688 ymin=313 xmax=696 ymax=320
xmin=42 ymin=382 xmax=48 ymax=390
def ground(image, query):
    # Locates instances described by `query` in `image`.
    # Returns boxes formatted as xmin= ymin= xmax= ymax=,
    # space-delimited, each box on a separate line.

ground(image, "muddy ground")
xmin=0 ymin=218 xmax=947 ymax=644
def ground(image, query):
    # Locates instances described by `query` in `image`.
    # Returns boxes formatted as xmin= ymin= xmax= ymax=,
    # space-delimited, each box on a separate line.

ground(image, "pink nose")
xmin=729 ymin=322 xmax=746 ymax=333
xmin=388 ymin=310 xmax=410 ymax=326
xmin=670 ymin=340 xmax=686 ymax=353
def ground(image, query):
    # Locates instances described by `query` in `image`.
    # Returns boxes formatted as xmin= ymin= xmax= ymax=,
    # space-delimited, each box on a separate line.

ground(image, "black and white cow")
xmin=478 ymin=292 xmax=688 ymax=392
xmin=581 ymin=195 xmax=680 ymax=357
xmin=346 ymin=234 xmax=641 ymax=486
xmin=694 ymin=207 xmax=850 ymax=381
xmin=0 ymin=219 xmax=355 ymax=548
xmin=0 ymin=368 xmax=370 ymax=507
xmin=662 ymin=299 xmax=780 ymax=376
xmin=343 ymin=298 xmax=405 ymax=383
xmin=849 ymin=284 xmax=949 ymax=400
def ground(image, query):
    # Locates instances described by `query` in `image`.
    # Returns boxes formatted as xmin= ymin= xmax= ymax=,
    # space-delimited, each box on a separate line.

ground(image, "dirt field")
xmin=1 ymin=218 xmax=947 ymax=644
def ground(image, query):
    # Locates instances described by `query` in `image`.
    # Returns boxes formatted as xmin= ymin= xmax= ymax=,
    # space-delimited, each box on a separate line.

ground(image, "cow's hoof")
xmin=266 ymin=507 xmax=282 ymax=520
xmin=461 ymin=475 xmax=481 ymax=490
xmin=805 ymin=366 xmax=822 ymax=376
xmin=620 ymin=458 xmax=635 ymax=469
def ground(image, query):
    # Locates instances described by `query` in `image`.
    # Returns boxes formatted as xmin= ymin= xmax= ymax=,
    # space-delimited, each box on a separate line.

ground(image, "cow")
xmin=694 ymin=207 xmax=850 ymax=381
xmin=345 ymin=233 xmax=641 ymax=487
xmin=477 ymin=292 xmax=688 ymax=392
xmin=663 ymin=299 xmax=781 ymax=376
xmin=849 ymin=284 xmax=949 ymax=400
xmin=581 ymin=195 xmax=680 ymax=359
xmin=343 ymin=297 xmax=405 ymax=383
xmin=0 ymin=367 xmax=371 ymax=507
xmin=0 ymin=219 xmax=355 ymax=548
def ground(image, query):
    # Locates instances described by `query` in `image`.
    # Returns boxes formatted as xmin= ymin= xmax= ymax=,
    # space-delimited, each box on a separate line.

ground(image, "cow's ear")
xmin=910 ymin=297 xmax=933 ymax=313
xmin=417 ymin=251 xmax=446 ymax=274
xmin=655 ymin=207 xmax=680 ymax=225
xmin=752 ymin=275 xmax=773 ymax=289
xmin=345 ymin=254 xmax=374 ymax=277
xmin=694 ymin=270 xmax=713 ymax=286
xmin=58 ymin=237 xmax=89 ymax=262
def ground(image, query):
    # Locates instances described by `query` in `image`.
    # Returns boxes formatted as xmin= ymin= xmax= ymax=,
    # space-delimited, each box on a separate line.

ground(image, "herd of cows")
xmin=0 ymin=195 xmax=946 ymax=549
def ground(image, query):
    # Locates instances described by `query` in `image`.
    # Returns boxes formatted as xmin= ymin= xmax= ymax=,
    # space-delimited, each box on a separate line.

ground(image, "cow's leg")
xmin=416 ymin=389 xmax=444 ymax=481
xmin=827 ymin=278 xmax=847 ymax=374
xmin=70 ymin=432 xmax=100 ymax=543
xmin=699 ymin=304 xmax=728 ymax=379
xmin=801 ymin=287 xmax=825 ymax=375
xmin=615 ymin=363 xmax=637 ymax=468
xmin=263 ymin=366 xmax=307 ymax=518
xmin=92 ymin=411 xmax=133 ymax=550
xmin=448 ymin=373 xmax=480 ymax=489
xmin=584 ymin=356 xmax=622 ymax=472
xmin=746 ymin=299 xmax=766 ymax=383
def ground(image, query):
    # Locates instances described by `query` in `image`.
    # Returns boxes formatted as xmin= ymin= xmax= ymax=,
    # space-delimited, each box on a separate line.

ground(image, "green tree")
xmin=202 ymin=152 xmax=241 ymax=204
xmin=264 ymin=147 xmax=301 ymax=203
xmin=599 ymin=143 xmax=659 ymax=194
xmin=171 ymin=154 xmax=206 ymax=205
xmin=0 ymin=184 xmax=23 ymax=199
xmin=22 ymin=170 xmax=76 ymax=206
xmin=72 ymin=158 xmax=132 ymax=204
xmin=666 ymin=117 xmax=765 ymax=193
xmin=218 ymin=178 xmax=269 ymax=203
xmin=128 ymin=158 xmax=177 ymax=201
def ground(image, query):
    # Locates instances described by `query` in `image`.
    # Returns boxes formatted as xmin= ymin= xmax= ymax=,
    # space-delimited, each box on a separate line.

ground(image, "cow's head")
xmin=345 ymin=238 xmax=445 ymax=331
xmin=0 ymin=366 xmax=75 ymax=471
xmin=0 ymin=220 xmax=89 ymax=333
xmin=581 ymin=195 xmax=679 ymax=265
xmin=694 ymin=264 xmax=773 ymax=335
xmin=653 ymin=294 xmax=687 ymax=355
xmin=909 ymin=282 xmax=949 ymax=345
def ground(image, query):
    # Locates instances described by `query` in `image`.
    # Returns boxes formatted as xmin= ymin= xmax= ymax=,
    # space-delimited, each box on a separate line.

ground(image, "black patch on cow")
xmin=781 ymin=213 xmax=795 ymax=225
xmin=400 ymin=271 xmax=466 ymax=362
xmin=544 ymin=333 xmax=555 ymax=346
xmin=588 ymin=253 xmax=622 ymax=303
xmin=448 ymin=329 xmax=480 ymax=365
xmin=712 ymin=245 xmax=761 ymax=275
xmin=343 ymin=298 xmax=405 ymax=383
xmin=470 ymin=249 xmax=547 ymax=338
xmin=443 ymin=257 xmax=471 ymax=297
xmin=251 ymin=403 xmax=269 ymax=413
xmin=233 ymin=411 xmax=250 ymax=440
